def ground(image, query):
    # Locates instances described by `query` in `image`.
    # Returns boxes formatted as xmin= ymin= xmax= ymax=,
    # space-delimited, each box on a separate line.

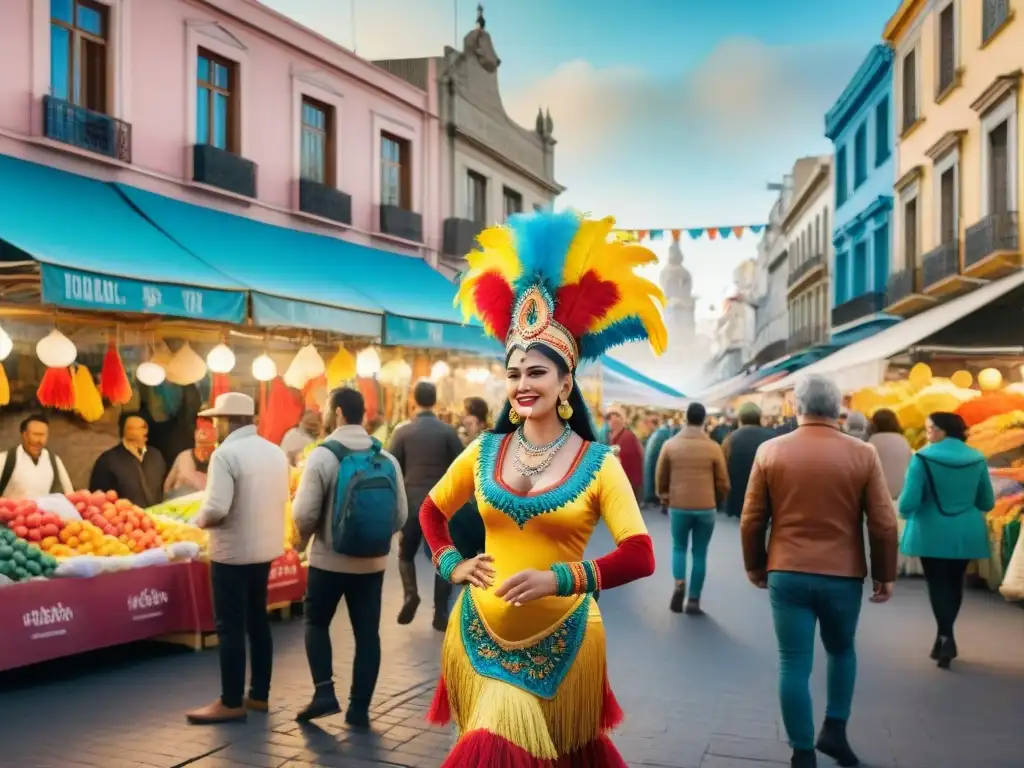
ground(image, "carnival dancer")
xmin=417 ymin=211 xmax=664 ymax=766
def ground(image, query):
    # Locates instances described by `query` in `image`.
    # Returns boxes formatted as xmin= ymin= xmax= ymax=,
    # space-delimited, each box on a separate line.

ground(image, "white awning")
xmin=688 ymin=371 xmax=751 ymax=405
xmin=760 ymin=270 xmax=1024 ymax=393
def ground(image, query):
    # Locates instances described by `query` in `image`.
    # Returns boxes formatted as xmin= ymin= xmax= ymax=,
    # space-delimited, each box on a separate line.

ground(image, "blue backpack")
xmin=319 ymin=439 xmax=400 ymax=558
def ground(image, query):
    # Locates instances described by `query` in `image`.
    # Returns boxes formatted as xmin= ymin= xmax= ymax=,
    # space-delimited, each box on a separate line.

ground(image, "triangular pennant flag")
xmin=688 ymin=228 xmax=703 ymax=240
xmin=671 ymin=229 xmax=682 ymax=242
xmin=636 ymin=230 xmax=648 ymax=241
xmin=649 ymin=229 xmax=664 ymax=240
xmin=707 ymin=228 xmax=718 ymax=240
xmin=732 ymin=226 xmax=744 ymax=238
xmin=750 ymin=224 xmax=764 ymax=234
xmin=718 ymin=227 xmax=730 ymax=239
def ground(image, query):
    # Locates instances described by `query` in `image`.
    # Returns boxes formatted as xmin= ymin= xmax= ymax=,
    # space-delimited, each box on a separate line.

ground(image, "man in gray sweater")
xmin=292 ymin=387 xmax=407 ymax=726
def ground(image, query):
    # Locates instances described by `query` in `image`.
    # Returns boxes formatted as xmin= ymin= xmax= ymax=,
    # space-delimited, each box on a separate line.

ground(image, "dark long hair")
xmin=493 ymin=345 xmax=598 ymax=442
xmin=929 ymin=411 xmax=968 ymax=442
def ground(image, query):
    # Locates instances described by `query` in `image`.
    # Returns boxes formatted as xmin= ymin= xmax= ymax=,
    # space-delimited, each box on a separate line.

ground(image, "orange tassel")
xmin=37 ymin=367 xmax=75 ymax=410
xmin=211 ymin=373 xmax=231 ymax=402
xmin=99 ymin=341 xmax=132 ymax=405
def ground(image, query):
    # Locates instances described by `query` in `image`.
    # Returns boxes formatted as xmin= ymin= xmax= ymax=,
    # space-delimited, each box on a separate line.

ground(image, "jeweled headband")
xmin=505 ymin=283 xmax=579 ymax=370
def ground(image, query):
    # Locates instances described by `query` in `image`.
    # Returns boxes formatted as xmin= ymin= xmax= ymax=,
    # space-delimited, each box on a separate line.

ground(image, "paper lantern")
xmin=356 ymin=347 xmax=381 ymax=378
xmin=150 ymin=339 xmax=173 ymax=366
xmin=907 ymin=362 xmax=932 ymax=390
xmin=252 ymin=353 xmax=277 ymax=382
xmin=326 ymin=347 xmax=356 ymax=389
xmin=465 ymin=366 xmax=490 ymax=384
xmin=430 ymin=360 xmax=451 ymax=381
xmin=99 ymin=341 xmax=132 ymax=405
xmin=0 ymin=324 xmax=11 ymax=361
xmin=379 ymin=357 xmax=413 ymax=386
xmin=73 ymin=364 xmax=104 ymax=423
xmin=951 ymin=370 xmax=973 ymax=389
xmin=166 ymin=342 xmax=207 ymax=385
xmin=136 ymin=361 xmax=166 ymax=387
xmin=284 ymin=344 xmax=325 ymax=389
xmin=978 ymin=367 xmax=1003 ymax=391
xmin=36 ymin=329 xmax=77 ymax=368
xmin=207 ymin=343 xmax=236 ymax=374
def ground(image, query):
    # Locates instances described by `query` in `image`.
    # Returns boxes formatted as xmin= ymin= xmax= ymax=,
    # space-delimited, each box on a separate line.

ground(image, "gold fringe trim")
xmin=443 ymin=595 xmax=606 ymax=759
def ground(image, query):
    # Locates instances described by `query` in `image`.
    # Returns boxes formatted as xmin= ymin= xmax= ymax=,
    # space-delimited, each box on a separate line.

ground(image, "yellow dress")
xmin=421 ymin=431 xmax=653 ymax=766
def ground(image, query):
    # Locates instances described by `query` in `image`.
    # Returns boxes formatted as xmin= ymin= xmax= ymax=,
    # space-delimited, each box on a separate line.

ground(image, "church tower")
xmin=660 ymin=238 xmax=696 ymax=353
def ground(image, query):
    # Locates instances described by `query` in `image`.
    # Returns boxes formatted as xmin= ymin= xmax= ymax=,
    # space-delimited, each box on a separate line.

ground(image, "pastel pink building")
xmin=0 ymin=0 xmax=442 ymax=263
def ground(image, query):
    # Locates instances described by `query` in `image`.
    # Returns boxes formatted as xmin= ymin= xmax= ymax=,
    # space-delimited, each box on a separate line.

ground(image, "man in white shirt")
xmin=186 ymin=393 xmax=289 ymax=726
xmin=0 ymin=415 xmax=74 ymax=500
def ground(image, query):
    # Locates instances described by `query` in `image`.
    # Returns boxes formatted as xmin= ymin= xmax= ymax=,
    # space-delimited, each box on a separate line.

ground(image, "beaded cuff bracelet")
xmin=550 ymin=560 xmax=601 ymax=596
xmin=432 ymin=546 xmax=464 ymax=582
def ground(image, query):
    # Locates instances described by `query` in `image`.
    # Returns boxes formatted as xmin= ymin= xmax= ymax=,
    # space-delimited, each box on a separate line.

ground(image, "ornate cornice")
xmin=825 ymin=45 xmax=894 ymax=141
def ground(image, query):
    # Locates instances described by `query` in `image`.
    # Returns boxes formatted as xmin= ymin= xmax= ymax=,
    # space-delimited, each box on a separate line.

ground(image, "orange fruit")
xmin=66 ymin=536 xmax=80 ymax=548
xmin=41 ymin=536 xmax=58 ymax=549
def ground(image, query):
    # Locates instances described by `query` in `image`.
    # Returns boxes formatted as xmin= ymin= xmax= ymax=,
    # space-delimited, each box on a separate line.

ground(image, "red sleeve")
xmin=593 ymin=533 xmax=655 ymax=590
xmin=419 ymin=496 xmax=455 ymax=554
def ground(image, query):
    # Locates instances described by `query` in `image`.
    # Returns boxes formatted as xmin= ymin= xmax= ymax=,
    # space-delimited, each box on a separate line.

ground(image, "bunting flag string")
xmin=612 ymin=224 xmax=766 ymax=243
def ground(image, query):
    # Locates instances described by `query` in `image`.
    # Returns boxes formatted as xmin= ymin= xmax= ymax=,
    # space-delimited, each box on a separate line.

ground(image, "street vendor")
xmin=0 ymin=415 xmax=74 ymax=500
xmin=88 ymin=413 xmax=167 ymax=508
xmin=164 ymin=419 xmax=217 ymax=498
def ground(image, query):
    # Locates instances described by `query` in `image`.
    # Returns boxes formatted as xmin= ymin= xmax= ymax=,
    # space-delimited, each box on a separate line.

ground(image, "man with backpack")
xmin=291 ymin=387 xmax=407 ymax=726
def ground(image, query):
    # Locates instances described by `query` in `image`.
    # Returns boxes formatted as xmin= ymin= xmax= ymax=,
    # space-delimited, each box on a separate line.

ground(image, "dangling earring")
xmin=508 ymin=406 xmax=521 ymax=425
xmin=558 ymin=399 xmax=573 ymax=420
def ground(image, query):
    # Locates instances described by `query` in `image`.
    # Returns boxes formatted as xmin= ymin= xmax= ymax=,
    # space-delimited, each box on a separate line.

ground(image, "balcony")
xmin=442 ymin=218 xmax=484 ymax=259
xmin=831 ymin=291 xmax=885 ymax=328
xmin=42 ymin=96 xmax=131 ymax=162
xmin=193 ymin=144 xmax=257 ymax=198
xmin=299 ymin=179 xmax=352 ymax=225
xmin=787 ymin=252 xmax=826 ymax=295
xmin=378 ymin=205 xmax=423 ymax=243
xmin=964 ymin=211 xmax=1021 ymax=279
xmin=786 ymin=324 xmax=826 ymax=353
xmin=886 ymin=266 xmax=935 ymax=316
xmin=922 ymin=240 xmax=980 ymax=298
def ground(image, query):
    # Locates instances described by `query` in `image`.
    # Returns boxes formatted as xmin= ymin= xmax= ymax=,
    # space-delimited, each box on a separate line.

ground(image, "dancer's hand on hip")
xmin=451 ymin=554 xmax=496 ymax=589
xmin=495 ymin=569 xmax=558 ymax=606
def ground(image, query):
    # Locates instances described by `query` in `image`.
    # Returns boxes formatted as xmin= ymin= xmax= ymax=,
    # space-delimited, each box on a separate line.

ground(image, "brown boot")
xmin=244 ymin=697 xmax=269 ymax=713
xmin=186 ymin=700 xmax=247 ymax=725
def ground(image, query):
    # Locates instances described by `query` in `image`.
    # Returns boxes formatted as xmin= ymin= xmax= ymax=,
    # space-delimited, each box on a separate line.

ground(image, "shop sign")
xmin=40 ymin=264 xmax=247 ymax=324
xmin=267 ymin=551 xmax=306 ymax=605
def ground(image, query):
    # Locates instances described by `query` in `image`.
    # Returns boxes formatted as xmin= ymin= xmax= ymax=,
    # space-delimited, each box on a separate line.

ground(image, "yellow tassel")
xmin=325 ymin=348 xmax=356 ymax=390
xmin=442 ymin=594 xmax=607 ymax=758
xmin=0 ymin=363 xmax=9 ymax=406
xmin=72 ymin=364 xmax=105 ymax=423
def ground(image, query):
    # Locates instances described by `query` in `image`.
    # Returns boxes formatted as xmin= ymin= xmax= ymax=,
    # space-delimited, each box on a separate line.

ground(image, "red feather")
xmin=554 ymin=272 xmax=621 ymax=337
xmin=472 ymin=271 xmax=515 ymax=339
xmin=99 ymin=341 xmax=132 ymax=405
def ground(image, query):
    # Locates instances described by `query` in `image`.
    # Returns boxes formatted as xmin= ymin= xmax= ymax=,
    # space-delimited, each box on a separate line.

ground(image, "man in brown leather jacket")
xmin=741 ymin=374 xmax=898 ymax=768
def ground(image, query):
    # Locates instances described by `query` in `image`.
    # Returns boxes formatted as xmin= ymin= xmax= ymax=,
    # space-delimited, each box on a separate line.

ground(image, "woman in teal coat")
xmin=898 ymin=411 xmax=995 ymax=669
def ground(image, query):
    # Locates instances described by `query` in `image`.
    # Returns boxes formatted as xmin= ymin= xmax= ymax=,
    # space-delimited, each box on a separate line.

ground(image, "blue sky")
xmin=262 ymin=0 xmax=898 ymax=318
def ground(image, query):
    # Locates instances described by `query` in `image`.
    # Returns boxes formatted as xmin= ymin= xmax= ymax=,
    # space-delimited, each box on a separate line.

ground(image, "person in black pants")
xmin=291 ymin=388 xmax=408 ymax=725
xmin=919 ymin=557 xmax=971 ymax=664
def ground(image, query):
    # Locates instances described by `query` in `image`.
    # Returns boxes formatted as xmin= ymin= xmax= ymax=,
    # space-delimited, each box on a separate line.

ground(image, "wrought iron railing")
xmin=886 ymin=267 xmax=922 ymax=305
xmin=787 ymin=252 xmax=825 ymax=288
xmin=831 ymin=291 xmax=885 ymax=327
xmin=43 ymin=96 xmax=131 ymax=162
xmin=965 ymin=211 xmax=1019 ymax=268
xmin=921 ymin=240 xmax=961 ymax=287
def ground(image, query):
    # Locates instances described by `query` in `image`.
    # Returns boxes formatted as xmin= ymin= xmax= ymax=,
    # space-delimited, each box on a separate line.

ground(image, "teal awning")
xmin=115 ymin=185 xmax=491 ymax=352
xmin=600 ymin=356 xmax=684 ymax=398
xmin=0 ymin=155 xmax=246 ymax=322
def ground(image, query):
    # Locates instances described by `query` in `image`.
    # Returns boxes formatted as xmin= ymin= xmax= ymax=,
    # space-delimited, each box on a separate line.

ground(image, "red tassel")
xmin=554 ymin=273 xmax=621 ymax=338
xmin=472 ymin=271 xmax=515 ymax=339
xmin=554 ymin=735 xmax=628 ymax=767
xmin=600 ymin=676 xmax=624 ymax=730
xmin=99 ymin=341 xmax=132 ymax=405
xmin=427 ymin=675 xmax=451 ymax=725
xmin=37 ymin=367 xmax=75 ymax=410
xmin=443 ymin=730 xmax=627 ymax=768
xmin=211 ymin=373 xmax=231 ymax=402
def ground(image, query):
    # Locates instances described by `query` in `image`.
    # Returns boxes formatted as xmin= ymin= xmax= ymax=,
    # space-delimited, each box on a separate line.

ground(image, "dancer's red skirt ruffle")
xmin=442 ymin=729 xmax=627 ymax=768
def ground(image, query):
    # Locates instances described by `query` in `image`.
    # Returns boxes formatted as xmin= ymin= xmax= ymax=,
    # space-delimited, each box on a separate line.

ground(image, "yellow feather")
xmin=560 ymin=217 xmax=614 ymax=286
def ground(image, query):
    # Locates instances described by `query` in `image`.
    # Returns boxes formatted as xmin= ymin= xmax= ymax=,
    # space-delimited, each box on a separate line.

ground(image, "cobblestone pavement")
xmin=2 ymin=513 xmax=1023 ymax=768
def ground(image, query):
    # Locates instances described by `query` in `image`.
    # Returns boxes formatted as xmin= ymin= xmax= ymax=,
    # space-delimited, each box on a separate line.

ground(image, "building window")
xmin=835 ymin=145 xmax=848 ymax=207
xmin=875 ymin=97 xmax=890 ymax=166
xmin=937 ymin=1 xmax=957 ymax=96
xmin=980 ymin=96 xmax=1018 ymax=217
xmin=466 ymin=170 xmax=487 ymax=226
xmin=903 ymin=193 xmax=919 ymax=268
xmin=873 ymin=222 xmax=889 ymax=293
xmin=380 ymin=132 xmax=411 ymax=209
xmin=935 ymin=151 xmax=959 ymax=244
xmin=503 ymin=187 xmax=523 ymax=220
xmin=197 ymin=51 xmax=236 ymax=151
xmin=300 ymin=97 xmax=333 ymax=185
xmin=853 ymin=240 xmax=868 ymax=296
xmin=822 ymin=208 xmax=829 ymax=254
xmin=901 ymin=48 xmax=918 ymax=133
xmin=50 ymin=0 xmax=108 ymax=112
xmin=983 ymin=0 xmax=1011 ymax=44
xmin=835 ymin=250 xmax=848 ymax=304
xmin=854 ymin=122 xmax=868 ymax=187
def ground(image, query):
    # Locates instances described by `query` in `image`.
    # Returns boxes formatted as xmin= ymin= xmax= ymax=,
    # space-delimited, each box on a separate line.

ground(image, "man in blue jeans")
xmin=740 ymin=375 xmax=898 ymax=768
xmin=655 ymin=401 xmax=729 ymax=615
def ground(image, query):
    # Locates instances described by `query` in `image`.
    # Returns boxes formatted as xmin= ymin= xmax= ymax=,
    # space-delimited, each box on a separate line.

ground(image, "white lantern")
xmin=284 ymin=344 xmax=325 ymax=389
xmin=136 ymin=361 xmax=167 ymax=387
xmin=379 ymin=357 xmax=413 ymax=386
xmin=206 ymin=343 xmax=236 ymax=374
xmin=0 ymin=324 xmax=12 ymax=361
xmin=431 ymin=360 xmax=451 ymax=381
xmin=356 ymin=347 xmax=381 ymax=378
xmin=36 ymin=329 xmax=77 ymax=368
xmin=252 ymin=353 xmax=277 ymax=382
xmin=466 ymin=366 xmax=490 ymax=384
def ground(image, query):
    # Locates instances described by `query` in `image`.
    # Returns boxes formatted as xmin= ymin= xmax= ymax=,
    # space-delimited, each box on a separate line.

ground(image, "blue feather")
xmin=507 ymin=210 xmax=582 ymax=294
xmin=578 ymin=316 xmax=649 ymax=361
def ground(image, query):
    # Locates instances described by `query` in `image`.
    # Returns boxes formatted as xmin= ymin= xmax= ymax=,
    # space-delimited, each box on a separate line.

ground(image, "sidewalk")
xmin=1 ymin=514 xmax=1022 ymax=767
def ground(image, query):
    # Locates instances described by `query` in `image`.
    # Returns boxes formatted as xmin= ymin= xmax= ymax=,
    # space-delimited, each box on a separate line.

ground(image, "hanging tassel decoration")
xmin=0 ymin=363 xmax=9 ymax=407
xmin=211 ymin=372 xmax=231 ymax=402
xmin=99 ymin=340 xmax=133 ymax=404
xmin=72 ymin=364 xmax=105 ymax=423
xmin=37 ymin=367 xmax=75 ymax=410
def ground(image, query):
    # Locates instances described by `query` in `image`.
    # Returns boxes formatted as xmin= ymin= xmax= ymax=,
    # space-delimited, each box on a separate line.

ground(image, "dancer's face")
xmin=505 ymin=348 xmax=571 ymax=423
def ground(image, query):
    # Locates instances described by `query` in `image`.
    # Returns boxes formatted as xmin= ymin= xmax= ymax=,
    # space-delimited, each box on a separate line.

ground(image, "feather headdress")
xmin=455 ymin=210 xmax=667 ymax=369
